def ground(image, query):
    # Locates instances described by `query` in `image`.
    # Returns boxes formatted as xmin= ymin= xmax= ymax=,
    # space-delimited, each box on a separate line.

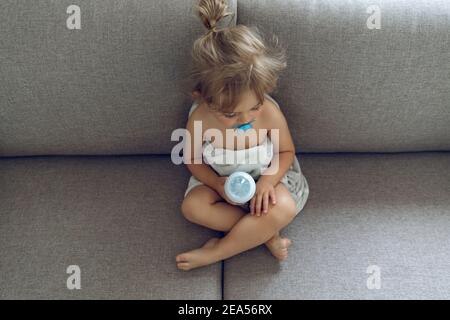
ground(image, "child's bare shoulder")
xmin=261 ymin=96 xmax=287 ymax=129
xmin=185 ymin=100 xmax=211 ymax=131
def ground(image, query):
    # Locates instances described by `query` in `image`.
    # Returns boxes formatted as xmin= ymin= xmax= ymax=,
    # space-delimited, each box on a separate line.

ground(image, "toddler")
xmin=176 ymin=0 xmax=309 ymax=271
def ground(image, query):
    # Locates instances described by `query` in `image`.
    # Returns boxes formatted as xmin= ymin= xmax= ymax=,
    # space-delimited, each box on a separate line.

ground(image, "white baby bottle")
xmin=224 ymin=171 xmax=256 ymax=204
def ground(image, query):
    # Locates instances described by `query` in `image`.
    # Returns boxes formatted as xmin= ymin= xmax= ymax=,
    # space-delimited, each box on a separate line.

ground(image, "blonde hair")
xmin=186 ymin=0 xmax=287 ymax=113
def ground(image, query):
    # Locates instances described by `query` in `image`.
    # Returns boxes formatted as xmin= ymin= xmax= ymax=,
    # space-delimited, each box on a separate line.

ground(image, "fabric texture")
xmin=1 ymin=0 xmax=449 ymax=156
xmin=184 ymin=94 xmax=310 ymax=215
xmin=1 ymin=152 xmax=449 ymax=299
xmin=223 ymin=151 xmax=450 ymax=299
xmin=0 ymin=0 xmax=237 ymax=156
xmin=236 ymin=0 xmax=450 ymax=153
xmin=0 ymin=155 xmax=222 ymax=299
xmin=1 ymin=0 xmax=450 ymax=300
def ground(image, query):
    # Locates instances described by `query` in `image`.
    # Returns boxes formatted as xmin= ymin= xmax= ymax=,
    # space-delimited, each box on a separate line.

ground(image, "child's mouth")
xmin=231 ymin=119 xmax=256 ymax=131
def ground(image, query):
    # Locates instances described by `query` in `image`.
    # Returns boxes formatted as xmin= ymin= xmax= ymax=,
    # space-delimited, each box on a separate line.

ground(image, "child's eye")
xmin=223 ymin=112 xmax=237 ymax=118
xmin=251 ymin=104 xmax=262 ymax=111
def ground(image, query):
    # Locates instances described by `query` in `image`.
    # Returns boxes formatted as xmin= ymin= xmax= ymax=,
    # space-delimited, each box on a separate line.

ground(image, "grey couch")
xmin=1 ymin=0 xmax=449 ymax=299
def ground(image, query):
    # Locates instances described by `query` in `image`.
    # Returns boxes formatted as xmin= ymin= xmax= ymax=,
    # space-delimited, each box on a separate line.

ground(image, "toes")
xmin=278 ymin=254 xmax=288 ymax=261
xmin=176 ymin=253 xmax=189 ymax=262
xmin=275 ymin=247 xmax=289 ymax=261
xmin=281 ymin=238 xmax=292 ymax=249
xmin=177 ymin=262 xmax=191 ymax=270
xmin=277 ymin=250 xmax=288 ymax=260
xmin=275 ymin=253 xmax=287 ymax=261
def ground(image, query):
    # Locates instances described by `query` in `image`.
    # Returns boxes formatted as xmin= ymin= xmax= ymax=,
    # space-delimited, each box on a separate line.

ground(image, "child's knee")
xmin=271 ymin=193 xmax=297 ymax=224
xmin=181 ymin=196 xmax=197 ymax=221
xmin=181 ymin=191 xmax=212 ymax=222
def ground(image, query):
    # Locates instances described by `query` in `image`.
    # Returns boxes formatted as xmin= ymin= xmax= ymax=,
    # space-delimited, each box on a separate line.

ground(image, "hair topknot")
xmin=185 ymin=0 xmax=287 ymax=113
xmin=197 ymin=0 xmax=232 ymax=32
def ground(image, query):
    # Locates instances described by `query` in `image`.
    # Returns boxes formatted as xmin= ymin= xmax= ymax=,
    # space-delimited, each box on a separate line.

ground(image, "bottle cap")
xmin=224 ymin=172 xmax=256 ymax=204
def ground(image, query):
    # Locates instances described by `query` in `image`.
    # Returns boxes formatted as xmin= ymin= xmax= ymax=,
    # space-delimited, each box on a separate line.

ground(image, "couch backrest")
xmin=0 ymin=0 xmax=448 ymax=157
xmin=238 ymin=0 xmax=450 ymax=153
xmin=0 ymin=0 xmax=236 ymax=156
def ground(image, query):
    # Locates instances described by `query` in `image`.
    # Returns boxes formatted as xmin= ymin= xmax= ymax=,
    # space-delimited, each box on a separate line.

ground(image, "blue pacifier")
xmin=231 ymin=119 xmax=256 ymax=133
xmin=224 ymin=172 xmax=256 ymax=204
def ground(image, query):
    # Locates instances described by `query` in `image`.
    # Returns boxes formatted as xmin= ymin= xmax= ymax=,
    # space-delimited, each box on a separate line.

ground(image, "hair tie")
xmin=207 ymin=26 xmax=219 ymax=35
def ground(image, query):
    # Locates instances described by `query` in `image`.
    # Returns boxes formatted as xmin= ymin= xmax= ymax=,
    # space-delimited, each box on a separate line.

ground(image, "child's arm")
xmin=186 ymin=163 xmax=221 ymax=191
xmin=261 ymin=103 xmax=296 ymax=185
xmin=250 ymin=103 xmax=296 ymax=215
xmin=183 ymin=116 xmax=226 ymax=197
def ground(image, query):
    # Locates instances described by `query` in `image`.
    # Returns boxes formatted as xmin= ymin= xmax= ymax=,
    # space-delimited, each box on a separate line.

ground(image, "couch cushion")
xmin=0 ymin=155 xmax=222 ymax=299
xmin=237 ymin=0 xmax=450 ymax=152
xmin=223 ymin=152 xmax=450 ymax=299
xmin=0 ymin=0 xmax=236 ymax=156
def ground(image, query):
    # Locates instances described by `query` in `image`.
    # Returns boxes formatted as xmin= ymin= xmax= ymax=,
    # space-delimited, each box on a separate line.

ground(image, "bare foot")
xmin=265 ymin=235 xmax=292 ymax=261
xmin=176 ymin=238 xmax=221 ymax=271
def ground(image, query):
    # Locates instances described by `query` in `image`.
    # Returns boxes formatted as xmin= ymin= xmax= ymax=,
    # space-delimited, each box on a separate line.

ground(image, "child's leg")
xmin=177 ymin=183 xmax=297 ymax=270
xmin=181 ymin=185 xmax=246 ymax=232
xmin=181 ymin=185 xmax=292 ymax=260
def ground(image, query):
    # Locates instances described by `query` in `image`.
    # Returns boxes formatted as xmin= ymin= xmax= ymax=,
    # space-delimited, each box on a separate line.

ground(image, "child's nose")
xmin=239 ymin=113 xmax=252 ymax=124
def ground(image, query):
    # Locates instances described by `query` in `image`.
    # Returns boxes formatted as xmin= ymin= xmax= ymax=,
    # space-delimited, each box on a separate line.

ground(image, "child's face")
xmin=212 ymin=89 xmax=263 ymax=128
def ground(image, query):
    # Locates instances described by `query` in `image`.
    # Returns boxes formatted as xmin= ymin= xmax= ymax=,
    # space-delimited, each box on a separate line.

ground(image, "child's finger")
xmin=250 ymin=197 xmax=255 ymax=215
xmin=263 ymin=192 xmax=269 ymax=214
xmin=255 ymin=193 xmax=263 ymax=216
xmin=270 ymin=189 xmax=277 ymax=204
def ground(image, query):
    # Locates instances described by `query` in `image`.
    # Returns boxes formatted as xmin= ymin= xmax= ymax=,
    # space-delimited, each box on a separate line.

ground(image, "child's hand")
xmin=213 ymin=176 xmax=240 ymax=206
xmin=250 ymin=179 xmax=277 ymax=216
